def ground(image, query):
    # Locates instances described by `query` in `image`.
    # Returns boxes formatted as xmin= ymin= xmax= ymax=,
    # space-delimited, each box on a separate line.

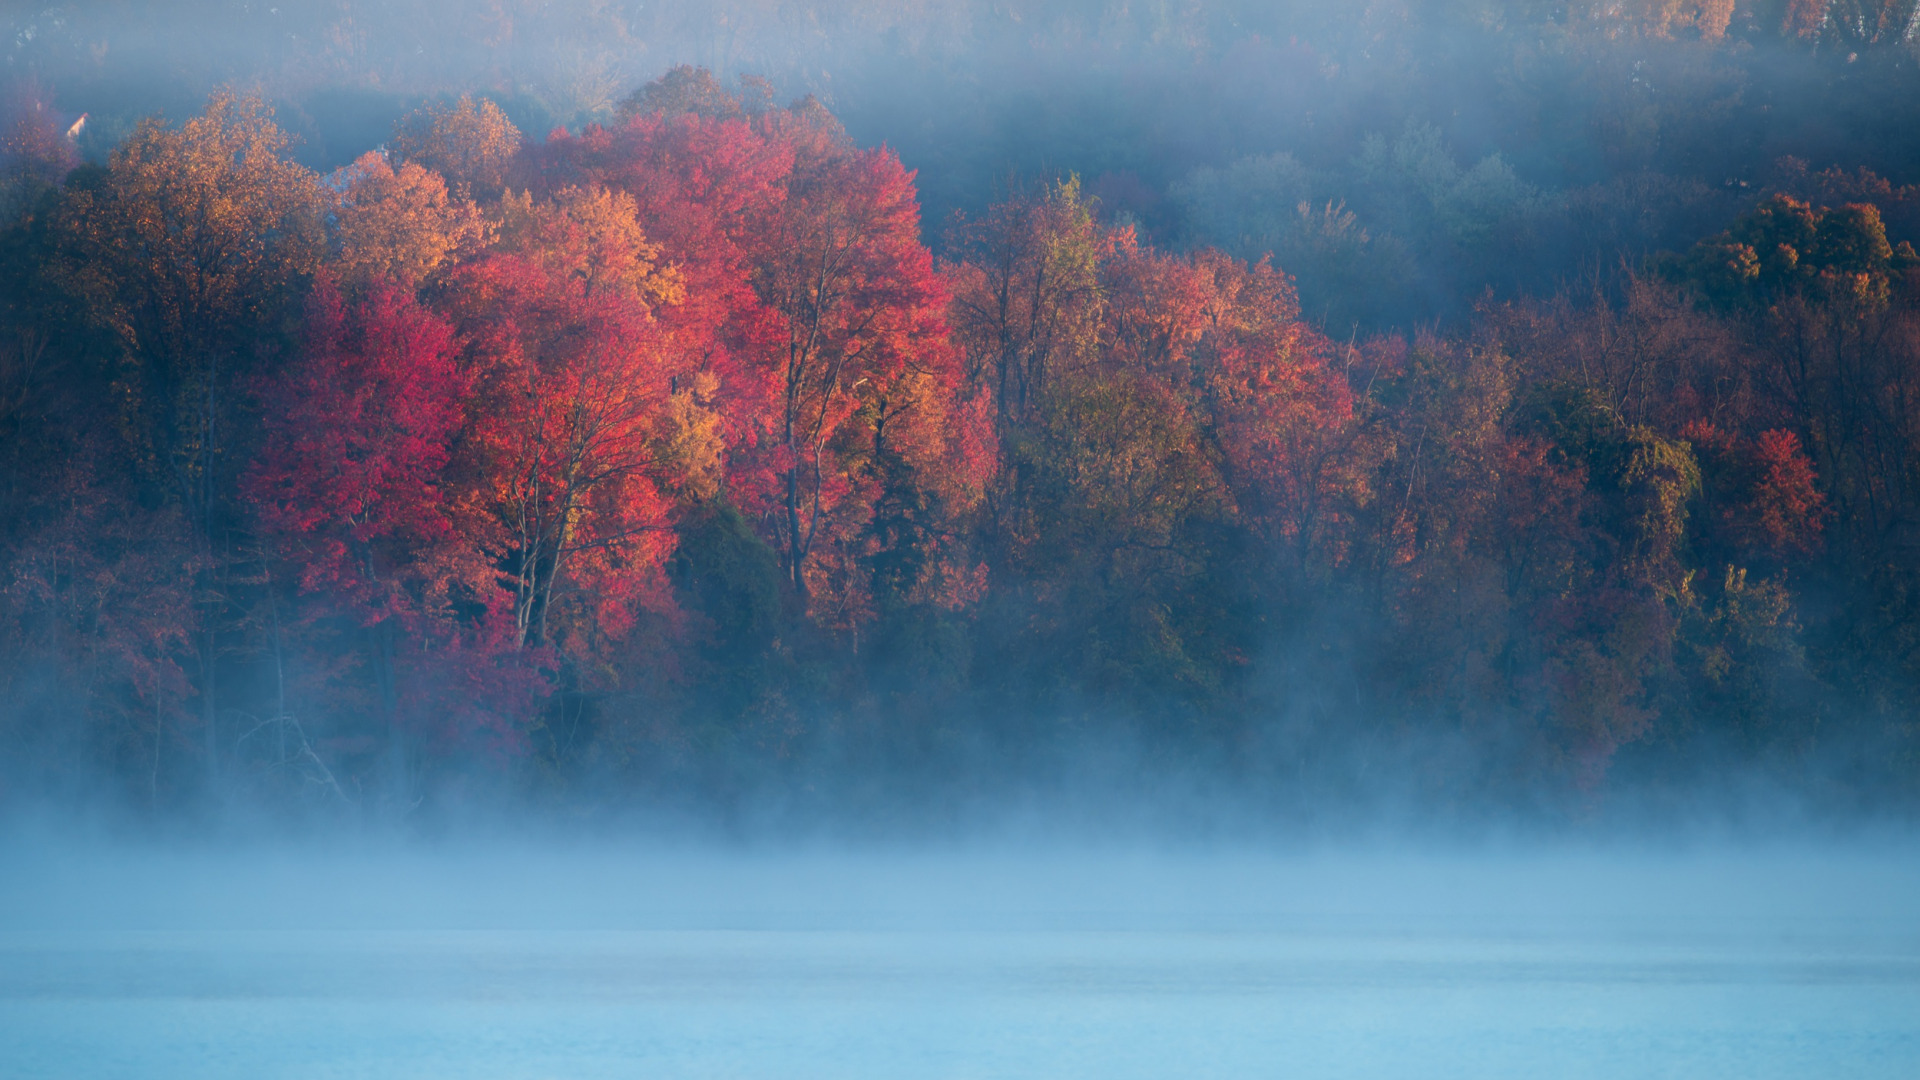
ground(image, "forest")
xmin=2 ymin=1 xmax=1920 ymax=825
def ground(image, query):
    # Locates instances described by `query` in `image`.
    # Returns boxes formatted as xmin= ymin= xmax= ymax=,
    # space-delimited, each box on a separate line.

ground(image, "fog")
xmin=5 ymin=3 xmax=1920 ymax=1070
xmin=4 ymin=828 xmax=1918 ymax=1077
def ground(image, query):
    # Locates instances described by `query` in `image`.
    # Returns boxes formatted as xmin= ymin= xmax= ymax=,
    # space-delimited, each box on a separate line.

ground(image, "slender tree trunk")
xmin=201 ymin=354 xmax=220 ymax=794
xmin=201 ymin=624 xmax=219 ymax=793
xmin=265 ymin=564 xmax=287 ymax=763
xmin=786 ymin=462 xmax=807 ymax=603
xmin=151 ymin=692 xmax=163 ymax=814
xmin=371 ymin=618 xmax=406 ymax=807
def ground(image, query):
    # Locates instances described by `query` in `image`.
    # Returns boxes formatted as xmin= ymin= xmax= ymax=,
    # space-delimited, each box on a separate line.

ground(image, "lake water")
xmin=2 ymin=841 xmax=1916 ymax=1078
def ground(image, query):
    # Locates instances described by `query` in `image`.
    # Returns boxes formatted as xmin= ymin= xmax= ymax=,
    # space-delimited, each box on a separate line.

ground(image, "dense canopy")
xmin=4 ymin=4 xmax=1920 ymax=822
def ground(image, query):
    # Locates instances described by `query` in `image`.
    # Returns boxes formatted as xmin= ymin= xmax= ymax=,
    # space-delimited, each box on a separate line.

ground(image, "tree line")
xmin=1 ymin=66 xmax=1917 ymax=820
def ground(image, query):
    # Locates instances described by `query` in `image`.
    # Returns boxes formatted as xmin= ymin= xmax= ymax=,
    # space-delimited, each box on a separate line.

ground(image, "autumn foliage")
xmin=3 ymin=66 xmax=1919 ymax=819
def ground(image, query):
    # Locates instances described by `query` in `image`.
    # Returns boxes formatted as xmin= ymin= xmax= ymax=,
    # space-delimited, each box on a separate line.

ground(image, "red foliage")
xmin=247 ymin=278 xmax=473 ymax=618
xmin=393 ymin=590 xmax=551 ymax=761
xmin=440 ymin=206 xmax=688 ymax=663
xmin=530 ymin=108 xmax=975 ymax=624
xmin=524 ymin=114 xmax=791 ymax=453
xmin=247 ymin=278 xmax=540 ymax=755
xmin=1103 ymin=240 xmax=1355 ymax=554
xmin=747 ymin=140 xmax=959 ymax=616
xmin=1682 ymin=419 xmax=1826 ymax=557
xmin=1746 ymin=429 xmax=1826 ymax=554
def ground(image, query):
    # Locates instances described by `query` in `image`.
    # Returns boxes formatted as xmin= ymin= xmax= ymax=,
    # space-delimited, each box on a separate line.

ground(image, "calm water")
xmin=2 ymin=843 xmax=1916 ymax=1078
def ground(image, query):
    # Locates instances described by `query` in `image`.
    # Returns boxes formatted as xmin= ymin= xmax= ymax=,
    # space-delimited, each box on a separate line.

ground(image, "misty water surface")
xmin=2 ymin=838 xmax=1916 ymax=1079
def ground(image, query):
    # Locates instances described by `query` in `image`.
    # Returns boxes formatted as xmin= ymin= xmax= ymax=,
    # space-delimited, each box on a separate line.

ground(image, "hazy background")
xmin=4 ymin=2 xmax=1920 ymax=835
xmin=16 ymin=3 xmax=1920 ymax=310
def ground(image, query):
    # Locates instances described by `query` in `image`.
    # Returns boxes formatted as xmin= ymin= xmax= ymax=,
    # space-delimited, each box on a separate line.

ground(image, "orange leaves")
xmin=55 ymin=91 xmax=326 ymax=377
xmin=389 ymin=95 xmax=521 ymax=200
xmin=11 ymin=72 xmax=1906 ymax=802
xmin=943 ymin=180 xmax=1365 ymax=701
xmin=658 ymin=370 xmax=729 ymax=502
xmin=945 ymin=178 xmax=1107 ymax=425
xmin=527 ymin=108 xmax=793 ymax=482
xmin=1181 ymin=254 xmax=1357 ymax=552
xmin=1604 ymin=0 xmax=1736 ymax=41
xmin=1091 ymin=227 xmax=1358 ymax=560
xmin=749 ymin=140 xmax=957 ymax=607
xmin=952 ymin=180 xmax=1359 ymax=563
xmin=330 ymin=152 xmax=488 ymax=293
xmin=493 ymin=185 xmax=682 ymax=307
xmin=1684 ymin=194 xmax=1905 ymax=312
xmin=1102 ymin=235 xmax=1214 ymax=381
xmin=1783 ymin=0 xmax=1830 ymax=39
